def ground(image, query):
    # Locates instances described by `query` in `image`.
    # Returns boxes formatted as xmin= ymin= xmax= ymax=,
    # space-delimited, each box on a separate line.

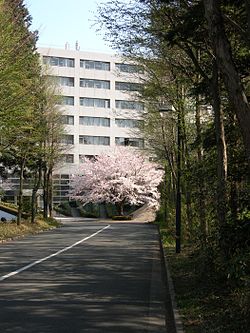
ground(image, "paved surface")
xmin=0 ymin=221 xmax=168 ymax=332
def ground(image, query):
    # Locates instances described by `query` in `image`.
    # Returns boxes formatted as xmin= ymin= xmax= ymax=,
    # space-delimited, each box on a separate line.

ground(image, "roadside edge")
xmin=158 ymin=226 xmax=185 ymax=333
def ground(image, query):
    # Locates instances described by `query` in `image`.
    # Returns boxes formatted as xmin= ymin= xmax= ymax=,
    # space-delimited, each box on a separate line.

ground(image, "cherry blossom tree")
xmin=70 ymin=148 xmax=163 ymax=215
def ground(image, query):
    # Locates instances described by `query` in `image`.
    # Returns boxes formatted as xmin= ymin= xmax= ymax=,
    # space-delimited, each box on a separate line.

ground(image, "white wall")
xmin=38 ymin=47 xmax=143 ymax=176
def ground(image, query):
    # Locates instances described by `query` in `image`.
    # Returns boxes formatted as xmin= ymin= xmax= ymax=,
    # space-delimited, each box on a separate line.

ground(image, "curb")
xmin=158 ymin=228 xmax=184 ymax=333
xmin=163 ymin=248 xmax=185 ymax=333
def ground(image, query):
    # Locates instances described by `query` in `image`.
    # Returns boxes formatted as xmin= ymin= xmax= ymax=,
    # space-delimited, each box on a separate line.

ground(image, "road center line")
xmin=0 ymin=224 xmax=110 ymax=282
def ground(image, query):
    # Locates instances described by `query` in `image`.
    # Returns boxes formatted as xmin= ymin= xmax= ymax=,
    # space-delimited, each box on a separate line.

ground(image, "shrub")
xmin=54 ymin=201 xmax=72 ymax=216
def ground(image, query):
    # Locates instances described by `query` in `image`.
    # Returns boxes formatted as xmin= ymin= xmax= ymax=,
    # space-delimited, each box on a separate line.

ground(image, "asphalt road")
xmin=0 ymin=221 xmax=169 ymax=333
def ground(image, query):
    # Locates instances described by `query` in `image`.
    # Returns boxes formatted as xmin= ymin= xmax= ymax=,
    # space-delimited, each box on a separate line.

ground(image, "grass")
xmin=0 ymin=218 xmax=61 ymax=242
xmin=165 ymin=245 xmax=250 ymax=333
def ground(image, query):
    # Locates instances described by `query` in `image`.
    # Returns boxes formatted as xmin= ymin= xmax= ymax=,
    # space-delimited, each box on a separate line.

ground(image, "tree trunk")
xmin=245 ymin=0 xmax=250 ymax=45
xmin=203 ymin=0 xmax=250 ymax=172
xmin=195 ymin=96 xmax=207 ymax=239
xmin=17 ymin=158 xmax=25 ymax=225
xmin=181 ymin=100 xmax=193 ymax=240
xmin=211 ymin=61 xmax=228 ymax=227
xmin=43 ymin=166 xmax=49 ymax=219
xmin=116 ymin=202 xmax=124 ymax=216
xmin=48 ymin=167 xmax=53 ymax=218
xmin=230 ymin=180 xmax=238 ymax=222
xmin=164 ymin=164 xmax=168 ymax=227
xmin=161 ymin=122 xmax=177 ymax=183
xmin=185 ymin=188 xmax=192 ymax=240
xmin=43 ymin=166 xmax=53 ymax=219
xmin=31 ymin=161 xmax=42 ymax=223
xmin=175 ymin=107 xmax=182 ymax=253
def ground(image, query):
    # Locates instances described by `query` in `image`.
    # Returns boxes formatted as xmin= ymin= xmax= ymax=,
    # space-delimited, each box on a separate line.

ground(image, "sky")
xmin=24 ymin=0 xmax=113 ymax=53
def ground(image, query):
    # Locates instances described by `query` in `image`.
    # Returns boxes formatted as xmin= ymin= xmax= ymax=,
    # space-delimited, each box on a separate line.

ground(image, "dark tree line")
xmin=97 ymin=0 xmax=250 ymax=287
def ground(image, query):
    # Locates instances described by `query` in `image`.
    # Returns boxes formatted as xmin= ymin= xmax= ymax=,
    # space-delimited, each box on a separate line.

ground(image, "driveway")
xmin=0 ymin=221 xmax=169 ymax=332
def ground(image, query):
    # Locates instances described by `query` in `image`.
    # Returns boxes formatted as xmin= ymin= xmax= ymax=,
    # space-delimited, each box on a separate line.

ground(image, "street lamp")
xmin=159 ymin=104 xmax=181 ymax=253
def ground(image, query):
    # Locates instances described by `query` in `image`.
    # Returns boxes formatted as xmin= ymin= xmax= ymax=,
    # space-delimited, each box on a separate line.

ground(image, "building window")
xmin=58 ymin=76 xmax=74 ymax=87
xmin=63 ymin=154 xmax=74 ymax=163
xmin=61 ymin=115 xmax=74 ymax=125
xmin=80 ymin=59 xmax=110 ymax=71
xmin=60 ymin=96 xmax=74 ymax=105
xmin=80 ymin=97 xmax=110 ymax=108
xmin=79 ymin=135 xmax=110 ymax=145
xmin=115 ymin=63 xmax=144 ymax=74
xmin=115 ymin=81 xmax=143 ymax=92
xmin=43 ymin=56 xmax=75 ymax=67
xmin=79 ymin=116 xmax=110 ymax=127
xmin=80 ymin=78 xmax=110 ymax=89
xmin=115 ymin=100 xmax=144 ymax=111
xmin=115 ymin=118 xmax=142 ymax=128
xmin=115 ymin=137 xmax=144 ymax=148
xmin=61 ymin=135 xmax=74 ymax=145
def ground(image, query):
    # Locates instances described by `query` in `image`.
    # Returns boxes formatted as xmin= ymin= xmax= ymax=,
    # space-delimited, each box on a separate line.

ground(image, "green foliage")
xmin=80 ymin=202 xmax=100 ymax=218
xmin=193 ymin=217 xmax=250 ymax=288
xmin=54 ymin=201 xmax=72 ymax=216
xmin=0 ymin=0 xmax=41 ymax=224
xmin=0 ymin=0 xmax=66 ymax=223
xmin=0 ymin=0 xmax=40 ymax=148
xmin=155 ymin=208 xmax=176 ymax=246
xmin=80 ymin=210 xmax=99 ymax=218
xmin=167 ymin=245 xmax=250 ymax=332
xmin=105 ymin=203 xmax=118 ymax=218
xmin=73 ymin=202 xmax=99 ymax=218
xmin=22 ymin=197 xmax=31 ymax=213
xmin=219 ymin=219 xmax=250 ymax=285
xmin=97 ymin=0 xmax=249 ymax=328
xmin=106 ymin=202 xmax=138 ymax=218
xmin=54 ymin=201 xmax=102 ymax=218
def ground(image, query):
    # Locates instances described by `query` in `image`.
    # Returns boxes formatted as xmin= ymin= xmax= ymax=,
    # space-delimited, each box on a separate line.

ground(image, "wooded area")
xmin=97 ymin=0 xmax=250 ymax=321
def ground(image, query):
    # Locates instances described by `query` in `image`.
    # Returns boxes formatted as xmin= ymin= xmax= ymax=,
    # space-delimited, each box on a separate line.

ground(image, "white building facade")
xmin=38 ymin=47 xmax=144 ymax=203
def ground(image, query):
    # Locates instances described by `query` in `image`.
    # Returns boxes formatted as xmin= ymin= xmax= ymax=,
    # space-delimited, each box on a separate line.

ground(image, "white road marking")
xmin=0 ymin=225 xmax=110 ymax=282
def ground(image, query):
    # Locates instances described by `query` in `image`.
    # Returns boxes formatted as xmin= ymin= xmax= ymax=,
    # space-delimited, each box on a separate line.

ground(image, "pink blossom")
xmin=70 ymin=148 xmax=163 ymax=214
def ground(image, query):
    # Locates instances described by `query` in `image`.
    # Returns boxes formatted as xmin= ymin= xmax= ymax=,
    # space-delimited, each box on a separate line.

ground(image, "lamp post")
xmin=159 ymin=105 xmax=181 ymax=253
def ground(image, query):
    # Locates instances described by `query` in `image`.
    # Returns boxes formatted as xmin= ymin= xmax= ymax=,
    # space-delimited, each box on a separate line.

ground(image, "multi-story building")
xmin=38 ymin=46 xmax=145 ymax=203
